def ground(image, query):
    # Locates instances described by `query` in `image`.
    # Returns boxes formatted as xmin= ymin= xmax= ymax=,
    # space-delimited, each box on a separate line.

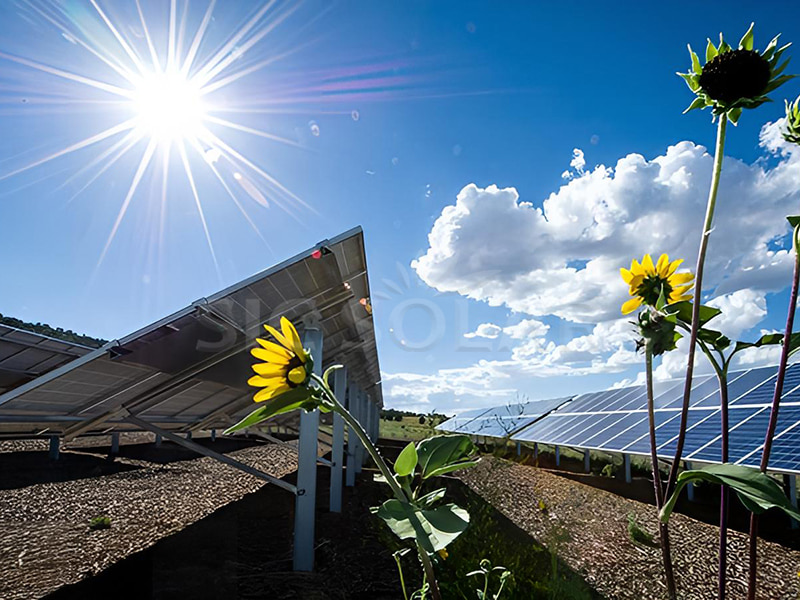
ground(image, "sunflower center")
xmin=636 ymin=275 xmax=673 ymax=307
xmin=285 ymin=355 xmax=306 ymax=387
xmin=699 ymin=49 xmax=771 ymax=104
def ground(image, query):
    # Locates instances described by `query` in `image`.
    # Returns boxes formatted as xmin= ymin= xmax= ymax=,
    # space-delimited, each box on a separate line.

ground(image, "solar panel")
xmin=440 ymin=397 xmax=572 ymax=437
xmin=0 ymin=325 xmax=94 ymax=395
xmin=0 ymin=227 xmax=381 ymax=438
xmin=511 ymin=363 xmax=800 ymax=474
xmin=436 ymin=407 xmax=491 ymax=432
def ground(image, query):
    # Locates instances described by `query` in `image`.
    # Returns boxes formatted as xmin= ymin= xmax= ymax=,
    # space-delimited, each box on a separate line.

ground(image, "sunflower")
xmin=678 ymin=23 xmax=794 ymax=124
xmin=248 ymin=317 xmax=311 ymax=402
xmin=785 ymin=95 xmax=800 ymax=146
xmin=620 ymin=254 xmax=694 ymax=315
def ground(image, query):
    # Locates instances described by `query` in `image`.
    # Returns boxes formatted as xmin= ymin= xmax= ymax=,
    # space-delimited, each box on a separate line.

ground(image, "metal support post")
xmin=516 ymin=441 xmax=521 ymax=457
xmin=211 ymin=429 xmax=217 ymax=442
xmin=110 ymin=432 xmax=120 ymax=455
xmin=49 ymin=435 xmax=60 ymax=460
xmin=293 ymin=326 xmax=323 ymax=572
xmin=584 ymin=449 xmax=590 ymax=473
xmin=329 ymin=367 xmax=347 ymax=512
xmin=685 ymin=461 xmax=695 ymax=502
xmin=623 ymin=454 xmax=631 ymax=483
xmin=555 ymin=445 xmax=560 ymax=467
xmin=345 ymin=381 xmax=358 ymax=487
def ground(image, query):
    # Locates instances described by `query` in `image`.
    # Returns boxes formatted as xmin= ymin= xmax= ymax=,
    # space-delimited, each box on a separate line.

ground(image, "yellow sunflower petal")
xmin=254 ymin=384 xmax=290 ymax=403
xmin=621 ymin=297 xmax=643 ymax=315
xmin=251 ymin=346 xmax=292 ymax=365
xmin=641 ymin=254 xmax=655 ymax=275
xmin=620 ymin=267 xmax=635 ymax=284
xmin=248 ymin=374 xmax=283 ymax=388
xmin=254 ymin=338 xmax=293 ymax=360
xmin=656 ymin=254 xmax=670 ymax=277
xmin=288 ymin=365 xmax=307 ymax=384
xmin=630 ymin=258 xmax=643 ymax=276
xmin=280 ymin=317 xmax=307 ymax=362
xmin=252 ymin=362 xmax=286 ymax=376
xmin=628 ymin=275 xmax=644 ymax=294
xmin=666 ymin=259 xmax=684 ymax=277
xmin=263 ymin=323 xmax=293 ymax=353
xmin=668 ymin=272 xmax=694 ymax=285
xmin=671 ymin=285 xmax=692 ymax=296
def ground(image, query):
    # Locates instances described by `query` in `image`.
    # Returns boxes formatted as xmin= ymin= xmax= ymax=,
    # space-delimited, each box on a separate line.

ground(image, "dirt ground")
xmin=461 ymin=458 xmax=800 ymax=600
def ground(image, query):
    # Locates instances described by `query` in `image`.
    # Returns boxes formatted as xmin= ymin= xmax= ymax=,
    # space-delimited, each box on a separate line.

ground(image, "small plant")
xmin=627 ymin=514 xmax=658 ymax=548
xmin=466 ymin=559 xmax=512 ymax=600
xmin=88 ymin=515 xmax=111 ymax=530
xmin=600 ymin=463 xmax=615 ymax=478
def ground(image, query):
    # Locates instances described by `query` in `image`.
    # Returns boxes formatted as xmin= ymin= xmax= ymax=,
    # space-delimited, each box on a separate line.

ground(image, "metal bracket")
xmin=124 ymin=414 xmax=297 ymax=495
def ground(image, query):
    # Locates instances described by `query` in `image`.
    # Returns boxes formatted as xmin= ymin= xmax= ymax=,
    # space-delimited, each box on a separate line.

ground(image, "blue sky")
xmin=1 ymin=1 xmax=800 ymax=414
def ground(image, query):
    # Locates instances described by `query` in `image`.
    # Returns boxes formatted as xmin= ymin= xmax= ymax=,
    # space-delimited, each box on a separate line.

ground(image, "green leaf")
xmin=677 ymin=72 xmax=700 ymax=92
xmin=733 ymin=332 xmax=800 ymax=357
xmin=416 ymin=434 xmax=477 ymax=480
xmin=706 ymin=38 xmax=718 ymax=62
xmin=683 ymin=96 xmax=707 ymax=114
xmin=698 ymin=327 xmax=730 ymax=352
xmin=660 ymin=464 xmax=800 ymax=524
xmin=416 ymin=487 xmax=446 ymax=508
xmin=688 ymin=44 xmax=702 ymax=74
xmin=665 ymin=301 xmax=721 ymax=327
xmin=394 ymin=441 xmax=418 ymax=477
xmin=727 ymin=107 xmax=742 ymax=125
xmin=739 ymin=23 xmax=754 ymax=50
xmin=372 ymin=498 xmax=470 ymax=552
xmin=788 ymin=216 xmax=800 ymax=229
xmin=223 ymin=387 xmax=316 ymax=434
xmin=322 ymin=364 xmax=343 ymax=390
xmin=424 ymin=460 xmax=480 ymax=479
xmin=764 ymin=74 xmax=796 ymax=95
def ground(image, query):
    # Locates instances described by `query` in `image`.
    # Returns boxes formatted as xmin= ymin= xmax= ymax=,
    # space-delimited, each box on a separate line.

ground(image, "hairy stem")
xmin=646 ymin=345 xmax=677 ymax=599
xmin=312 ymin=374 xmax=442 ymax=600
xmin=746 ymin=230 xmax=800 ymax=600
xmin=667 ymin=113 xmax=728 ymax=496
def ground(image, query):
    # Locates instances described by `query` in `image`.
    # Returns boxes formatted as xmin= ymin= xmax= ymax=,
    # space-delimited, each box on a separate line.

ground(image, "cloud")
xmin=464 ymin=323 xmax=503 ymax=339
xmin=412 ymin=125 xmax=800 ymax=325
xmin=463 ymin=318 xmax=549 ymax=340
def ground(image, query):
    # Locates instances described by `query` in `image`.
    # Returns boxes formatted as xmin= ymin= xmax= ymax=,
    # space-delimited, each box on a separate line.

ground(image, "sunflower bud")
xmin=699 ymin=49 xmax=771 ymax=104
xmin=784 ymin=96 xmax=800 ymax=146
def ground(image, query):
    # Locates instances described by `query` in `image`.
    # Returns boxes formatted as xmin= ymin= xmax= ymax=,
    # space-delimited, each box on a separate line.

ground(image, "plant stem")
xmin=718 ymin=372 xmax=729 ymax=600
xmin=312 ymin=374 xmax=442 ymax=600
xmin=646 ymin=344 xmax=677 ymax=600
xmin=667 ymin=113 xmax=728 ymax=497
xmin=394 ymin=553 xmax=410 ymax=600
xmin=746 ymin=229 xmax=800 ymax=600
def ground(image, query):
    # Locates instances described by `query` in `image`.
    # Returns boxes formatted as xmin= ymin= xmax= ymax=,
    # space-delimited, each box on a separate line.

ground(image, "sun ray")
xmin=180 ymin=0 xmax=216 ymax=77
xmin=191 ymin=0 xmax=278 ymax=86
xmin=167 ymin=0 xmax=177 ymax=71
xmin=22 ymin=1 xmax=139 ymax=84
xmin=0 ymin=119 xmax=136 ymax=181
xmin=187 ymin=138 xmax=274 ymax=254
xmin=177 ymin=140 xmax=222 ymax=283
xmin=195 ymin=2 xmax=301 ymax=91
xmin=89 ymin=0 xmax=148 ymax=76
xmin=96 ymin=138 xmax=158 ymax=269
xmin=135 ymin=0 xmax=162 ymax=72
xmin=200 ymin=128 xmax=317 ymax=215
xmin=64 ymin=131 xmax=142 ymax=204
xmin=0 ymin=51 xmax=132 ymax=98
xmin=203 ymin=115 xmax=303 ymax=147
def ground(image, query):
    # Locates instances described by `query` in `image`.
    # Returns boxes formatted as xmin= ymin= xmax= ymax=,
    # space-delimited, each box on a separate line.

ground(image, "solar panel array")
xmin=438 ymin=398 xmax=572 ymax=437
xmin=0 ymin=325 xmax=94 ymax=395
xmin=0 ymin=227 xmax=381 ymax=438
xmin=438 ymin=363 xmax=800 ymax=475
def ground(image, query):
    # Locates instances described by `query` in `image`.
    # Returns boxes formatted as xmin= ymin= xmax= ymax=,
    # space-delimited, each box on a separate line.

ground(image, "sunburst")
xmin=0 ymin=0 xmax=317 ymax=279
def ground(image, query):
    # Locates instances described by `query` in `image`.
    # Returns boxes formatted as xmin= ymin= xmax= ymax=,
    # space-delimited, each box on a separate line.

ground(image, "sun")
xmin=130 ymin=69 xmax=207 ymax=145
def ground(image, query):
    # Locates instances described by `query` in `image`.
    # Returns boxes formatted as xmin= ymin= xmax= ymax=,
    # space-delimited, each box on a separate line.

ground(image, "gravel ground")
xmin=461 ymin=458 xmax=800 ymax=600
xmin=0 ymin=437 xmax=299 ymax=600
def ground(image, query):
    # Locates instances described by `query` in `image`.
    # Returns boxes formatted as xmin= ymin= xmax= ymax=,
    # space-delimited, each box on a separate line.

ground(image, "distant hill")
xmin=0 ymin=313 xmax=107 ymax=349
